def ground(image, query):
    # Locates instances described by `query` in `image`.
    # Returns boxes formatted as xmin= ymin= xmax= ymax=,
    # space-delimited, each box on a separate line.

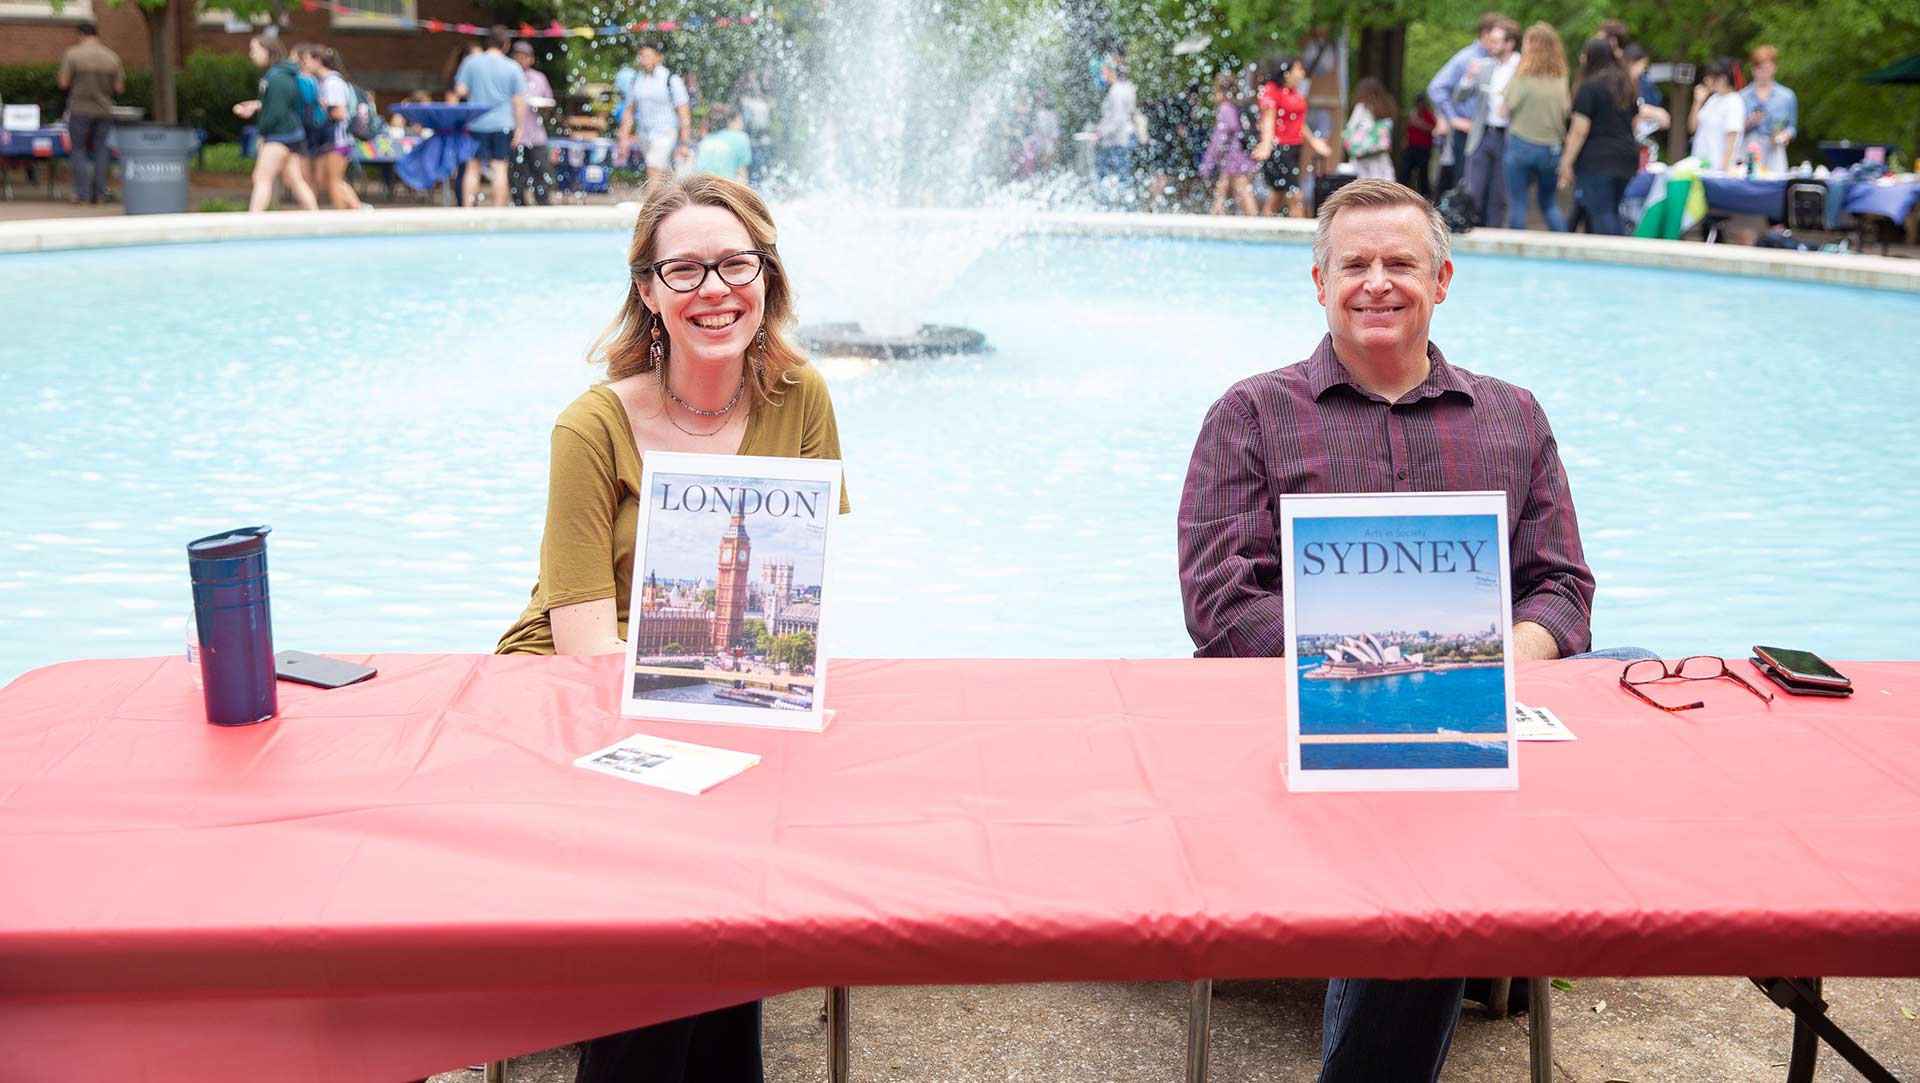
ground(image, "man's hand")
xmin=1451 ymin=115 xmax=1473 ymax=133
xmin=1252 ymin=140 xmax=1272 ymax=162
xmin=1513 ymin=621 xmax=1562 ymax=661
xmin=1693 ymin=83 xmax=1710 ymax=106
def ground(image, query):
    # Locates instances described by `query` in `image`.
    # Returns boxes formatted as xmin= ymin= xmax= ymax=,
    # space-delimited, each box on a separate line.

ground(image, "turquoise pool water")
xmin=4 ymin=229 xmax=1917 ymax=683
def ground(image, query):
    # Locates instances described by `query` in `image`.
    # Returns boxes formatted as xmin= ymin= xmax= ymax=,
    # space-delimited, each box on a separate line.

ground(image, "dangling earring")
xmin=751 ymin=326 xmax=768 ymax=379
xmin=647 ymin=320 xmax=664 ymax=368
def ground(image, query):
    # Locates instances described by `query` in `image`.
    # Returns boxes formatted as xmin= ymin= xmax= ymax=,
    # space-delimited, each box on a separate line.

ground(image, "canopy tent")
xmin=1862 ymin=52 xmax=1920 ymax=84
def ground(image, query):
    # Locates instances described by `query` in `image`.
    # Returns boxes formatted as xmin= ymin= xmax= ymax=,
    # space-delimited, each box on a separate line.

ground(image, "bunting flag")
xmin=301 ymin=0 xmax=760 ymax=39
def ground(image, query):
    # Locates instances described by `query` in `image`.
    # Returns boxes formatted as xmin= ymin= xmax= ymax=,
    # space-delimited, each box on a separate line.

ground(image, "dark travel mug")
xmin=187 ymin=525 xmax=277 ymax=726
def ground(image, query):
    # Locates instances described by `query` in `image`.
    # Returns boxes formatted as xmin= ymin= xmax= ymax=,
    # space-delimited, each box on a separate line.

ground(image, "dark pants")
xmin=575 ymin=1001 xmax=763 ymax=1083
xmin=510 ymin=143 xmax=554 ymax=206
xmin=1463 ymin=126 xmax=1507 ymax=228
xmin=1401 ymin=144 xmax=1432 ymax=198
xmin=1438 ymin=128 xmax=1469 ymax=192
xmin=1576 ymin=170 xmax=1628 ymax=235
xmin=69 ymin=114 xmax=114 ymax=202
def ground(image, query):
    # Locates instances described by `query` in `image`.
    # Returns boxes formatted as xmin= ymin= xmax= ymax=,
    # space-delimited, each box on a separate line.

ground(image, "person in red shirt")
xmin=1251 ymin=57 xmax=1331 ymax=218
xmin=1402 ymin=93 xmax=1439 ymax=197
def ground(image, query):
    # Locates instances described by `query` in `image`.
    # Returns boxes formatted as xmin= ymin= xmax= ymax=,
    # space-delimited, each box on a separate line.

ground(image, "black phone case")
xmin=275 ymin=650 xmax=378 ymax=689
xmin=1749 ymin=658 xmax=1852 ymax=698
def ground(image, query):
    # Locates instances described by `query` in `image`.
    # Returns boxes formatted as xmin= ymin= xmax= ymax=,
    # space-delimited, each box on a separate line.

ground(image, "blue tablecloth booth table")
xmin=1625 ymin=168 xmax=1920 ymax=249
xmin=386 ymin=102 xmax=493 ymax=202
xmin=546 ymin=136 xmax=617 ymax=196
xmin=0 ymin=127 xmax=72 ymax=201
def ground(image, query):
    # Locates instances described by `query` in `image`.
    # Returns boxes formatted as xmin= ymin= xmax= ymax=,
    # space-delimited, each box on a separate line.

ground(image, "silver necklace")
xmin=663 ymin=370 xmax=747 ymax=417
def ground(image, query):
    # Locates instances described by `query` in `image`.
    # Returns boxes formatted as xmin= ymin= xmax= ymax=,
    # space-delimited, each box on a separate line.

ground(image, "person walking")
xmin=1252 ymin=57 xmax=1330 ymax=218
xmin=693 ymin=103 xmax=752 ymax=184
xmin=1199 ymin=71 xmax=1258 ymax=216
xmin=1557 ymin=38 xmax=1637 ymax=235
xmin=1401 ymin=93 xmax=1438 ymax=197
xmin=232 ymin=33 xmax=319 ymax=213
xmin=1740 ymin=46 xmax=1797 ymax=175
xmin=616 ymin=41 xmax=693 ymax=200
xmin=509 ymin=40 xmax=556 ymax=206
xmin=1342 ymin=76 xmax=1396 ymax=180
xmin=298 ymin=45 xmax=363 ymax=210
xmin=1500 ymin=22 xmax=1570 ymax=230
xmin=1093 ymin=59 xmax=1139 ymax=207
xmin=56 ymin=21 xmax=122 ymax=205
xmin=453 ymin=26 xmax=526 ymax=208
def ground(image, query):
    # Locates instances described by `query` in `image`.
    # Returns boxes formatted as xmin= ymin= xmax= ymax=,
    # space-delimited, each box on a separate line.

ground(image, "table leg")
xmin=483 ymin=1060 xmax=507 ymax=1082
xmin=1186 ymin=979 xmax=1212 ymax=1083
xmin=1751 ymin=977 xmax=1899 ymax=1083
xmin=826 ymin=985 xmax=851 ymax=1083
xmin=1486 ymin=977 xmax=1511 ymax=1018
xmin=1527 ymin=978 xmax=1552 ymax=1083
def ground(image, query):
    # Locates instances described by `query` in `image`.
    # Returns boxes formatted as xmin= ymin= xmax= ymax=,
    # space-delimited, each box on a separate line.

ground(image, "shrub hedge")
xmin=0 ymin=51 xmax=258 ymax=143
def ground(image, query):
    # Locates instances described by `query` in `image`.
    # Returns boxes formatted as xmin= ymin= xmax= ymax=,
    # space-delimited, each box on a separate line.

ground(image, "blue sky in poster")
xmin=1293 ymin=513 xmax=1501 ymax=637
xmin=643 ymin=472 xmax=830 ymax=584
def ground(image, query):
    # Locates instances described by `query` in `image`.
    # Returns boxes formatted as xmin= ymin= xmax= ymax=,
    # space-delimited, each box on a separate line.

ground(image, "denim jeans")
xmin=1094 ymin=145 xmax=1133 ymax=207
xmin=1464 ymin=126 xmax=1507 ymax=229
xmin=1320 ymin=645 xmax=1654 ymax=1083
xmin=69 ymin=114 xmax=114 ymax=203
xmin=1503 ymin=134 xmax=1566 ymax=231
xmin=1576 ymin=171 xmax=1628 ymax=235
xmin=575 ymin=1000 xmax=763 ymax=1083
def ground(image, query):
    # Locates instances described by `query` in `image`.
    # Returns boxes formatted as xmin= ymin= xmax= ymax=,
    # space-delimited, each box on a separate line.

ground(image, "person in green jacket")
xmin=232 ymin=33 xmax=318 ymax=213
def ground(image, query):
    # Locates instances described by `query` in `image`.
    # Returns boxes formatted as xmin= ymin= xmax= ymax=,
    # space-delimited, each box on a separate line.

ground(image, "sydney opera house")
xmin=1303 ymin=633 xmax=1430 ymax=680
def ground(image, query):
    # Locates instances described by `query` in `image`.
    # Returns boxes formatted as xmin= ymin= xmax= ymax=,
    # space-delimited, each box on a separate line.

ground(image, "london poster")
xmin=1279 ymin=491 xmax=1518 ymax=791
xmin=622 ymin=452 xmax=843 ymax=731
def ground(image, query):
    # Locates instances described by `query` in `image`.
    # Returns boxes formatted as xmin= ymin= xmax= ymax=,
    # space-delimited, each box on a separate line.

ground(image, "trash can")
xmin=109 ymin=125 xmax=201 ymax=215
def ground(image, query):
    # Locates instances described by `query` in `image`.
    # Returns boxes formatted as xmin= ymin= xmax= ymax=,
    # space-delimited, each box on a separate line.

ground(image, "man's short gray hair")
xmin=1312 ymin=179 xmax=1451 ymax=278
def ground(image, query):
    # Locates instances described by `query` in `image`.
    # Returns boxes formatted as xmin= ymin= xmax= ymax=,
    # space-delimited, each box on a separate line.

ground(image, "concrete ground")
xmin=426 ymin=977 xmax=1918 ymax=1082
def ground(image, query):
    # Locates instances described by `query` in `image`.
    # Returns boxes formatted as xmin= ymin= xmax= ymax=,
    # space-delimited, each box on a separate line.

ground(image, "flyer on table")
xmin=621 ymin=451 xmax=841 ymax=732
xmin=1280 ymin=491 xmax=1518 ymax=791
xmin=574 ymin=732 xmax=761 ymax=795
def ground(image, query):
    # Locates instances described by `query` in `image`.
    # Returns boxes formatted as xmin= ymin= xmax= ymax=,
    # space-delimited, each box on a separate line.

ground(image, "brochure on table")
xmin=1280 ymin=491 xmax=1517 ymax=791
xmin=621 ymin=451 xmax=841 ymax=732
xmin=575 ymin=732 xmax=760 ymax=795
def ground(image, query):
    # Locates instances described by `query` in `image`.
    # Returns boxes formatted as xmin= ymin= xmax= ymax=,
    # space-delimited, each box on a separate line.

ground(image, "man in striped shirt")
xmin=1177 ymin=178 xmax=1605 ymax=1082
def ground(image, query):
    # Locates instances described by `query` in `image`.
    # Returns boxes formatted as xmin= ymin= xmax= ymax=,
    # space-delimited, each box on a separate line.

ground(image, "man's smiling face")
xmin=1312 ymin=203 xmax=1452 ymax=362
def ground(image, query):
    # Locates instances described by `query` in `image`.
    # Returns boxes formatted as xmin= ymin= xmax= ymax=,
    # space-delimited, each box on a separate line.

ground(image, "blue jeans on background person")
xmin=1321 ymin=644 xmax=1655 ymax=1083
xmin=1503 ymin=134 xmax=1565 ymax=231
xmin=69 ymin=114 xmax=114 ymax=203
xmin=1095 ymin=144 xmax=1133 ymax=207
xmin=1576 ymin=171 xmax=1628 ymax=235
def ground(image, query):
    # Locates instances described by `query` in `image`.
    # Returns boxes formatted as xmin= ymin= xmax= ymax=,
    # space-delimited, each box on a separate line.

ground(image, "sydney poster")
xmin=1286 ymin=504 xmax=1513 ymax=781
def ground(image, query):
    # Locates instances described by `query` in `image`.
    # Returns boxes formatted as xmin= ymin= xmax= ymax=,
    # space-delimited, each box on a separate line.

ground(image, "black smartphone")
xmin=275 ymin=650 xmax=378 ymax=689
xmin=1751 ymin=646 xmax=1851 ymax=689
xmin=1749 ymin=657 xmax=1852 ymax=698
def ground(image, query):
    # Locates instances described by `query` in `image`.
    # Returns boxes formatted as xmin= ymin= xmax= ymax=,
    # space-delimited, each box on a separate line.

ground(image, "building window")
xmin=196 ymin=7 xmax=272 ymax=31
xmin=330 ymin=0 xmax=416 ymax=30
xmin=0 ymin=0 xmax=93 ymax=22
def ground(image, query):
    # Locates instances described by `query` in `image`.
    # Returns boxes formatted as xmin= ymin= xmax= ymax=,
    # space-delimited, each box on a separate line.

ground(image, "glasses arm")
xmin=1620 ymin=680 xmax=1705 ymax=713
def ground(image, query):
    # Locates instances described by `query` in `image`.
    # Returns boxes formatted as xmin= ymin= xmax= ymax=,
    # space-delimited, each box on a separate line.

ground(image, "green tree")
xmin=770 ymin=631 xmax=815 ymax=672
xmin=662 ymin=642 xmax=687 ymax=655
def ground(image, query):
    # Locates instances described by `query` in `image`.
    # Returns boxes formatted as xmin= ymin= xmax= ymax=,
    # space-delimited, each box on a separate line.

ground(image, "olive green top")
xmin=1504 ymin=74 xmax=1572 ymax=148
xmin=496 ymin=364 xmax=849 ymax=656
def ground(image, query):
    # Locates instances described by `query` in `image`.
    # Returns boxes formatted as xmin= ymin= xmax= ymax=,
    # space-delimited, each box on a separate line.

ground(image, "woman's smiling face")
xmin=637 ymin=205 xmax=768 ymax=374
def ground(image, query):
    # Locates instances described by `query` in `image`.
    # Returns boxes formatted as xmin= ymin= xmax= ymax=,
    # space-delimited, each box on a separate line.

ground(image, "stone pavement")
xmin=428 ymin=977 xmax=1918 ymax=1082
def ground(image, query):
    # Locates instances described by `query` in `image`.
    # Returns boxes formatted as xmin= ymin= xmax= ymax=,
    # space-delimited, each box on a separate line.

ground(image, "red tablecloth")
xmin=2 ymin=655 xmax=1917 ymax=1082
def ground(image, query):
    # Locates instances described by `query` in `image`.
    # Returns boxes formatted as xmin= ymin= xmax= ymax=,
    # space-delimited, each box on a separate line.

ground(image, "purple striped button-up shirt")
xmin=1177 ymin=334 xmax=1595 ymax=659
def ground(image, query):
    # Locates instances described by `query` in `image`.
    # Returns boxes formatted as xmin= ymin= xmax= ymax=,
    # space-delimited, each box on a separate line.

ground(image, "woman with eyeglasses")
xmin=496 ymin=172 xmax=847 ymax=1082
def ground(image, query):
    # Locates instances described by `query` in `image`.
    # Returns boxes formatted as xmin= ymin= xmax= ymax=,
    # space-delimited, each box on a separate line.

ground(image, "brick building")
xmin=1 ymin=0 xmax=503 ymax=97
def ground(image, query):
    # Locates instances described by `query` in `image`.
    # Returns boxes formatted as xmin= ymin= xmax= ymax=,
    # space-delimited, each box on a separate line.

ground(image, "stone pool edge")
xmin=4 ymin=204 xmax=1916 ymax=293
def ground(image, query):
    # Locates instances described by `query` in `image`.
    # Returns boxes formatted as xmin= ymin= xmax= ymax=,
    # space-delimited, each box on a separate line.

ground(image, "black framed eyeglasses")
xmin=635 ymin=250 xmax=774 ymax=293
xmin=1620 ymin=656 xmax=1774 ymax=713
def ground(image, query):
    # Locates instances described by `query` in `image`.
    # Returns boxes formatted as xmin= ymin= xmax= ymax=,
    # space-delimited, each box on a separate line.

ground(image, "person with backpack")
xmin=298 ymin=44 xmax=364 ymax=210
xmin=1198 ymin=71 xmax=1258 ymax=217
xmin=232 ymin=33 xmax=319 ymax=213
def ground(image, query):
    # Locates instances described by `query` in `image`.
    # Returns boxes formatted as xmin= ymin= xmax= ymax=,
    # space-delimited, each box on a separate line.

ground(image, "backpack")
xmin=295 ymin=72 xmax=329 ymax=134
xmin=345 ymin=83 xmax=379 ymax=141
xmin=1235 ymin=102 xmax=1260 ymax=153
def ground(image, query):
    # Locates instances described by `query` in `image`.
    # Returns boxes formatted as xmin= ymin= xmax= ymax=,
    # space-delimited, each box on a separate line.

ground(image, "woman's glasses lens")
xmin=656 ymin=253 xmax=765 ymax=292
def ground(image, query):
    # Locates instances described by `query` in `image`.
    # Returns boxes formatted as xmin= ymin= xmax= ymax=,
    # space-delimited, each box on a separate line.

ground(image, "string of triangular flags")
xmin=294 ymin=0 xmax=763 ymax=38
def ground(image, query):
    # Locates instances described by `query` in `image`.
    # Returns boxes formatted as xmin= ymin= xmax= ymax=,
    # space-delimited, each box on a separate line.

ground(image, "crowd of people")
xmin=1073 ymin=15 xmax=1818 ymax=238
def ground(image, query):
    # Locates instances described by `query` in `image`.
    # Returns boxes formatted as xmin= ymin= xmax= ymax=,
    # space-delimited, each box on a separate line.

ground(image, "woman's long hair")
xmin=1515 ymin=23 xmax=1567 ymax=81
xmin=1351 ymin=76 xmax=1397 ymax=122
xmin=251 ymin=33 xmax=287 ymax=65
xmin=595 ymin=174 xmax=808 ymax=405
xmin=1576 ymin=37 xmax=1634 ymax=111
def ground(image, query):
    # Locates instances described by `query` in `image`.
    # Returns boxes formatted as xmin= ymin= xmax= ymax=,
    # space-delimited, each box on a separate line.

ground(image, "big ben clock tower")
xmin=712 ymin=513 xmax=752 ymax=652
